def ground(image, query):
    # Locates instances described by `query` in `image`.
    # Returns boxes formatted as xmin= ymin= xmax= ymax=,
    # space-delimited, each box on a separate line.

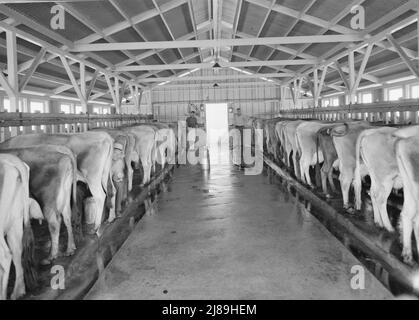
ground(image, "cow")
xmin=295 ymin=121 xmax=339 ymax=188
xmin=151 ymin=122 xmax=177 ymax=168
xmin=0 ymin=145 xmax=80 ymax=264
xmin=91 ymin=128 xmax=139 ymax=216
xmin=316 ymin=126 xmax=339 ymax=197
xmin=122 ymin=125 xmax=156 ymax=186
xmin=91 ymin=128 xmax=138 ymax=192
xmin=275 ymin=120 xmax=291 ymax=165
xmin=330 ymin=121 xmax=372 ymax=210
xmin=393 ymin=125 xmax=419 ymax=264
xmin=353 ymin=127 xmax=401 ymax=233
xmin=0 ymin=132 xmax=114 ymax=232
xmin=282 ymin=120 xmax=307 ymax=178
xmin=265 ymin=118 xmax=282 ymax=159
xmin=0 ymin=154 xmax=43 ymax=300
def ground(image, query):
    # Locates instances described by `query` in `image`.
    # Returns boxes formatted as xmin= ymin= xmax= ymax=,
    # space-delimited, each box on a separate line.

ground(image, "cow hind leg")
xmin=340 ymin=171 xmax=353 ymax=210
xmin=62 ymin=202 xmax=76 ymax=256
xmin=399 ymin=191 xmax=416 ymax=264
xmin=377 ymin=181 xmax=395 ymax=232
xmin=328 ymin=168 xmax=337 ymax=194
xmin=0 ymin=237 xmax=12 ymax=300
xmin=321 ymin=166 xmax=329 ymax=197
xmin=44 ymin=210 xmax=61 ymax=264
xmin=91 ymin=188 xmax=106 ymax=232
xmin=369 ymin=185 xmax=385 ymax=228
xmin=8 ymin=225 xmax=25 ymax=300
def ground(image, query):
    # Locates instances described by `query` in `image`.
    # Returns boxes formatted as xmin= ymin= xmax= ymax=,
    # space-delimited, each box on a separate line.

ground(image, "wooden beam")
xmin=387 ymin=34 xmax=419 ymax=78
xmin=59 ymin=55 xmax=87 ymax=105
xmin=105 ymin=75 xmax=118 ymax=108
xmin=19 ymin=48 xmax=45 ymax=92
xmin=72 ymin=35 xmax=364 ymax=52
xmin=334 ymin=61 xmax=350 ymax=91
xmin=353 ymin=44 xmax=374 ymax=92
xmin=140 ymin=73 xmax=295 ymax=83
xmin=86 ymin=70 xmax=99 ymax=100
xmin=115 ymin=59 xmax=318 ymax=72
xmin=0 ymin=71 xmax=15 ymax=97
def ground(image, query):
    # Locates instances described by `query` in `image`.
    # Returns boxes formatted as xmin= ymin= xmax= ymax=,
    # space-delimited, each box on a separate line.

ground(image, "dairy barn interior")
xmin=0 ymin=0 xmax=418 ymax=304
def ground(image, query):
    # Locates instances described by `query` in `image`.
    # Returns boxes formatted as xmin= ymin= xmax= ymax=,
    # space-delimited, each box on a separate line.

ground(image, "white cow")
xmin=354 ymin=127 xmax=401 ymax=232
xmin=122 ymin=125 xmax=156 ymax=186
xmin=0 ymin=154 xmax=43 ymax=300
xmin=393 ymin=125 xmax=419 ymax=264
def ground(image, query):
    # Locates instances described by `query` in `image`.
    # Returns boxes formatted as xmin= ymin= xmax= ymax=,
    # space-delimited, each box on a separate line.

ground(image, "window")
xmin=103 ymin=107 xmax=110 ymax=114
xmin=93 ymin=107 xmax=101 ymax=114
xmin=411 ymin=85 xmax=419 ymax=99
xmin=323 ymin=99 xmax=330 ymax=107
xmin=3 ymin=98 xmax=10 ymax=112
xmin=331 ymin=98 xmax=339 ymax=107
xmin=75 ymin=105 xmax=83 ymax=114
xmin=362 ymin=93 xmax=373 ymax=104
xmin=61 ymin=103 xmax=71 ymax=114
xmin=3 ymin=98 xmax=23 ymax=112
xmin=388 ymin=87 xmax=403 ymax=101
xmin=30 ymin=100 xmax=44 ymax=113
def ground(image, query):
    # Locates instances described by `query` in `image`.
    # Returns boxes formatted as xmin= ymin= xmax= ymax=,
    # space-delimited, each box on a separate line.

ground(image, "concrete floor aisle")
xmin=86 ymin=164 xmax=392 ymax=300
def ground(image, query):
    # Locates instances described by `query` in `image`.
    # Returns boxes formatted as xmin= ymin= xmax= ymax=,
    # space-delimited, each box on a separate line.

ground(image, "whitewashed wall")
xmin=151 ymin=68 xmax=280 ymax=122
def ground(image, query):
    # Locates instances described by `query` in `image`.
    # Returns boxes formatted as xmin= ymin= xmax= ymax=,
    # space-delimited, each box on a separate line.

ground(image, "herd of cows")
xmin=0 ymin=121 xmax=178 ymax=300
xmin=3 ymin=114 xmax=419 ymax=300
xmin=254 ymin=117 xmax=419 ymax=267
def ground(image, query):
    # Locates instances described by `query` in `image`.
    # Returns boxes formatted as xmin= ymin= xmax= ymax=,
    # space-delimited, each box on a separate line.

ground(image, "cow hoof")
xmin=346 ymin=207 xmax=355 ymax=214
xmin=64 ymin=249 xmax=75 ymax=257
xmin=85 ymin=224 xmax=97 ymax=235
xmin=402 ymin=252 xmax=414 ymax=266
xmin=11 ymin=288 xmax=25 ymax=300
xmin=41 ymin=257 xmax=54 ymax=266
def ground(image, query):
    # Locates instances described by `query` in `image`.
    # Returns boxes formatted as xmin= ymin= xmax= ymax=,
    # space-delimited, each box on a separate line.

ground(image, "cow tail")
xmin=354 ymin=130 xmax=366 ymax=211
xmin=20 ymin=164 xmax=38 ymax=292
xmin=70 ymin=154 xmax=82 ymax=241
xmin=330 ymin=123 xmax=349 ymax=137
xmin=315 ymin=132 xmax=322 ymax=188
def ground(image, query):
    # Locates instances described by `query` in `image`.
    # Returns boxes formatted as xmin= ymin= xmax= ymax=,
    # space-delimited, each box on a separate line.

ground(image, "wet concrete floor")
xmin=86 ymin=164 xmax=392 ymax=300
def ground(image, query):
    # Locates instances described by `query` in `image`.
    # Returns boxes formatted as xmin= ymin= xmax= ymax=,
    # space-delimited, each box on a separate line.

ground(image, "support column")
xmin=6 ymin=29 xmax=18 ymax=136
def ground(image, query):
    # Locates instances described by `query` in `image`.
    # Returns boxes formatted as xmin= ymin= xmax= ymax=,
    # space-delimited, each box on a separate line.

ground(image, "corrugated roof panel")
xmin=69 ymin=1 xmax=124 ymax=29
xmin=269 ymin=50 xmax=292 ymax=60
xmin=222 ymin=0 xmax=238 ymax=25
xmin=112 ymin=0 xmax=155 ymax=18
xmin=136 ymin=16 xmax=172 ymax=41
xmin=251 ymin=45 xmax=272 ymax=61
xmin=159 ymin=48 xmax=182 ymax=63
xmin=260 ymin=11 xmax=296 ymax=37
xmin=237 ymin=1 xmax=269 ymax=36
xmin=162 ymin=3 xmax=193 ymax=39
xmin=275 ymin=0 xmax=314 ymax=11
xmin=193 ymin=0 xmax=209 ymax=25
xmin=306 ymin=0 xmax=349 ymax=21
xmin=112 ymin=27 xmax=144 ymax=42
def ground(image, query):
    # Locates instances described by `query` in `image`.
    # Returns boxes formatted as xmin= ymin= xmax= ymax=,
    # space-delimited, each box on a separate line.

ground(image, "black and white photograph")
xmin=0 ymin=0 xmax=418 ymax=307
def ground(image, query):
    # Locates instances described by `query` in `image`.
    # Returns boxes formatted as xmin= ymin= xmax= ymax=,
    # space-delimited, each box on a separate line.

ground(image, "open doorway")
xmin=205 ymin=103 xmax=229 ymax=165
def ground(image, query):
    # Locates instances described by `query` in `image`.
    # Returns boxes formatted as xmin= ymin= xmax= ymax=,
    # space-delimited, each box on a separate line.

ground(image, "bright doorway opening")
xmin=205 ymin=103 xmax=229 ymax=165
